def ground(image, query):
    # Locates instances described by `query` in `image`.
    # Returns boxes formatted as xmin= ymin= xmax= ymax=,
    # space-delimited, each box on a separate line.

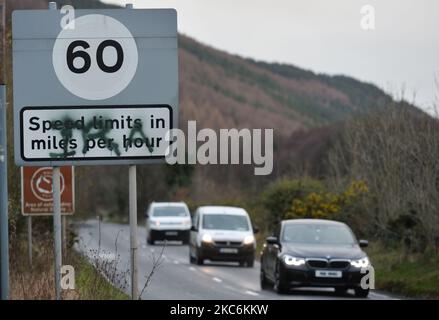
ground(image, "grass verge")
xmin=10 ymin=236 xmax=129 ymax=300
xmin=366 ymin=243 xmax=439 ymax=299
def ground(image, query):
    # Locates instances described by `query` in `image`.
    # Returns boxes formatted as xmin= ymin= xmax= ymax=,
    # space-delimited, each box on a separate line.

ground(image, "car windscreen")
xmin=202 ymin=214 xmax=249 ymax=231
xmin=282 ymin=224 xmax=355 ymax=245
xmin=152 ymin=206 xmax=188 ymax=217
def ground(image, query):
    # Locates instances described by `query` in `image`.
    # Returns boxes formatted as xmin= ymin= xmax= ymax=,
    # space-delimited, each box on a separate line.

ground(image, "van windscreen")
xmin=202 ymin=214 xmax=249 ymax=231
xmin=152 ymin=206 xmax=187 ymax=217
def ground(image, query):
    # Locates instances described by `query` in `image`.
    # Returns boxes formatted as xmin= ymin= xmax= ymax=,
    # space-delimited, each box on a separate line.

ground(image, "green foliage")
xmin=286 ymin=180 xmax=369 ymax=220
xmin=260 ymin=178 xmax=325 ymax=228
xmin=165 ymin=163 xmax=195 ymax=190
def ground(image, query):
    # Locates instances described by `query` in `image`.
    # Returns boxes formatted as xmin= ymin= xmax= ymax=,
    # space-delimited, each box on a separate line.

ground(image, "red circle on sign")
xmin=30 ymin=167 xmax=65 ymax=202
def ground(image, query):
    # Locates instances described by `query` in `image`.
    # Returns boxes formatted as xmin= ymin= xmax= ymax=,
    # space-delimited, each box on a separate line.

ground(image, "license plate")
xmin=165 ymin=231 xmax=178 ymax=236
xmin=315 ymin=270 xmax=342 ymax=278
xmin=219 ymin=248 xmax=238 ymax=254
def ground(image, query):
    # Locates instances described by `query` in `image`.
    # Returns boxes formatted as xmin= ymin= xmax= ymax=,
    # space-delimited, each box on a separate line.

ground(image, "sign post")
xmin=0 ymin=0 xmax=9 ymax=300
xmin=129 ymin=164 xmax=138 ymax=299
xmin=0 ymin=85 xmax=8 ymax=300
xmin=12 ymin=2 xmax=178 ymax=300
xmin=28 ymin=217 xmax=32 ymax=267
xmin=53 ymin=165 xmax=62 ymax=300
xmin=125 ymin=2 xmax=138 ymax=301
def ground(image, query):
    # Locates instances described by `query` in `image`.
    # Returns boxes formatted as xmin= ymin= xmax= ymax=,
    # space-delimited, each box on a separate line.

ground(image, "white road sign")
xmin=21 ymin=106 xmax=171 ymax=161
xmin=12 ymin=9 xmax=178 ymax=166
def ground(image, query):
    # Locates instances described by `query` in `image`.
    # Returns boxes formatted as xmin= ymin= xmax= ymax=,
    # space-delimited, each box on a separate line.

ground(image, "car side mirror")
xmin=266 ymin=236 xmax=278 ymax=245
xmin=190 ymin=225 xmax=198 ymax=232
xmin=359 ymin=240 xmax=368 ymax=248
xmin=253 ymin=226 xmax=260 ymax=234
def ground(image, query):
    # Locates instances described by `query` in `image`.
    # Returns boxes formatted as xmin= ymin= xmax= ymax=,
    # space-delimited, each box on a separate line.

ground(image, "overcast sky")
xmin=103 ymin=0 xmax=439 ymax=113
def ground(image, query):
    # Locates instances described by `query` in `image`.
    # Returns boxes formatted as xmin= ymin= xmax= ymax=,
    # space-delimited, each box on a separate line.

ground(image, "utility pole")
xmin=0 ymin=0 xmax=9 ymax=301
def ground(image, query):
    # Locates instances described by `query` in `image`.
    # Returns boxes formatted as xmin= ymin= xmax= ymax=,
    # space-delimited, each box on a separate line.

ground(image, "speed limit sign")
xmin=52 ymin=14 xmax=139 ymax=101
xmin=12 ymin=9 xmax=178 ymax=166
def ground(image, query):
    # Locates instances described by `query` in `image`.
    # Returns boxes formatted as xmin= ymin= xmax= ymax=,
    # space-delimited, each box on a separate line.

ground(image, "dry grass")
xmin=9 ymin=235 xmax=127 ymax=300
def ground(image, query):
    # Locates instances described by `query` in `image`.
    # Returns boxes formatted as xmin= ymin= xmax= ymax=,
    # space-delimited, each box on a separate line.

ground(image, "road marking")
xmin=245 ymin=290 xmax=259 ymax=296
xmin=212 ymin=277 xmax=222 ymax=283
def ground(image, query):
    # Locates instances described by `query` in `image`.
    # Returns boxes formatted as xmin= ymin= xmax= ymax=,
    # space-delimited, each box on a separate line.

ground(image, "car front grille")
xmin=329 ymin=260 xmax=350 ymax=269
xmin=306 ymin=259 xmax=350 ymax=269
xmin=214 ymin=241 xmax=242 ymax=247
xmin=307 ymin=259 xmax=328 ymax=268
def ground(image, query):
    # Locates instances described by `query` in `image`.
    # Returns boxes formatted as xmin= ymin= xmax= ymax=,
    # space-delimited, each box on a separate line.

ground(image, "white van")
xmin=146 ymin=202 xmax=191 ymax=244
xmin=189 ymin=206 xmax=258 ymax=267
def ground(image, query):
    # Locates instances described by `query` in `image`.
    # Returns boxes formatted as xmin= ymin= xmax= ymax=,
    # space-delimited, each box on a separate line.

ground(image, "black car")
xmin=260 ymin=219 xmax=371 ymax=297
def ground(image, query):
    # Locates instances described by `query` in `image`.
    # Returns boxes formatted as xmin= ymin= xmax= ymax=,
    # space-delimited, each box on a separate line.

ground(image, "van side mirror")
xmin=266 ymin=236 xmax=278 ymax=245
xmin=253 ymin=226 xmax=260 ymax=234
xmin=359 ymin=240 xmax=368 ymax=248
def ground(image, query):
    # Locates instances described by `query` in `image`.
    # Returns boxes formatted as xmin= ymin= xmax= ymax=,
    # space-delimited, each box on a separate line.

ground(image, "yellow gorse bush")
xmin=285 ymin=180 xmax=368 ymax=220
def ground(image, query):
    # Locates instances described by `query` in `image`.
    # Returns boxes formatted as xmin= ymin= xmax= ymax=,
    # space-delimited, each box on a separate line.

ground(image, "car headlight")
xmin=202 ymin=233 xmax=213 ymax=243
xmin=283 ymin=255 xmax=305 ymax=266
xmin=350 ymin=257 xmax=370 ymax=268
xmin=243 ymin=235 xmax=255 ymax=245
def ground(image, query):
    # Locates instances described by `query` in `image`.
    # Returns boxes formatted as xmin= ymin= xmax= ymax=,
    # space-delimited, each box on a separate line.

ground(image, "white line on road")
xmin=245 ymin=290 xmax=259 ymax=296
xmin=213 ymin=277 xmax=222 ymax=283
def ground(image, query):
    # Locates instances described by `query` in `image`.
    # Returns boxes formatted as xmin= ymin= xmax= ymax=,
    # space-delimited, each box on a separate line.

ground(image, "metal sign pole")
xmin=62 ymin=216 xmax=67 ymax=259
xmin=52 ymin=166 xmax=62 ymax=300
xmin=28 ymin=217 xmax=32 ymax=267
xmin=0 ymin=84 xmax=8 ymax=300
xmin=129 ymin=164 xmax=138 ymax=300
xmin=47 ymin=4 xmax=62 ymax=300
xmin=125 ymin=3 xmax=139 ymax=301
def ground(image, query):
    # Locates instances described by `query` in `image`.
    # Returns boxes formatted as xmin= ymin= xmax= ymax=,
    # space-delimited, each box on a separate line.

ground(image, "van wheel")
xmin=189 ymin=250 xmax=195 ymax=264
xmin=246 ymin=259 xmax=254 ymax=268
xmin=195 ymin=250 xmax=204 ymax=265
xmin=147 ymin=236 xmax=154 ymax=245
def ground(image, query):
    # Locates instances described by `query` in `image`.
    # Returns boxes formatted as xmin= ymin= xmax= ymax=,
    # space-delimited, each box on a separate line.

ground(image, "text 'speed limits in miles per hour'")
xmin=20 ymin=105 xmax=172 ymax=162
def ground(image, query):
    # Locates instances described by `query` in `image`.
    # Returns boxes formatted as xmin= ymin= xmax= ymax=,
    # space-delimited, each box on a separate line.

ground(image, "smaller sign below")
xmin=21 ymin=166 xmax=74 ymax=216
xmin=20 ymin=105 xmax=172 ymax=165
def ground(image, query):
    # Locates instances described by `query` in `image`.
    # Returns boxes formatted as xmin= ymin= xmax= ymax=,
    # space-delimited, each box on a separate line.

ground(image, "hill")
xmin=5 ymin=0 xmax=395 ymax=136
xmin=2 ymin=0 xmax=411 ymax=208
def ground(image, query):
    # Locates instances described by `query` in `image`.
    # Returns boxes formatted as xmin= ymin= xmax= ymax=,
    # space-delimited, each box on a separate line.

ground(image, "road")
xmin=75 ymin=220 xmax=397 ymax=300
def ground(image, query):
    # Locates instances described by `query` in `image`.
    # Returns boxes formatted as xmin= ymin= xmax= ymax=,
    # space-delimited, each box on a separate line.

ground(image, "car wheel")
xmin=335 ymin=287 xmax=348 ymax=296
xmin=147 ymin=235 xmax=154 ymax=245
xmin=274 ymin=264 xmax=289 ymax=294
xmin=354 ymin=287 xmax=370 ymax=298
xmin=260 ymin=268 xmax=270 ymax=290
